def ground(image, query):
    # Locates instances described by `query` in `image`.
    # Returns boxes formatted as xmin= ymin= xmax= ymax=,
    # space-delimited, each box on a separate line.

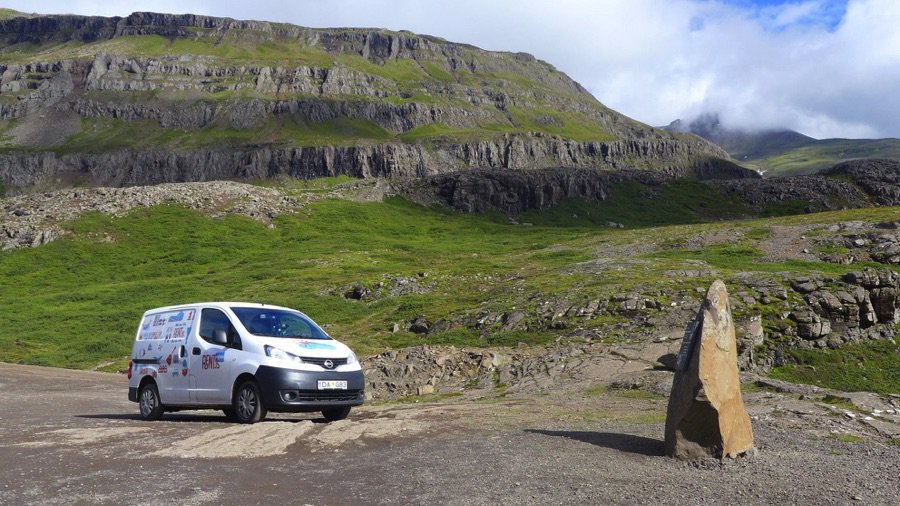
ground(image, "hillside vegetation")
xmin=745 ymin=138 xmax=900 ymax=176
xmin=2 ymin=177 xmax=899 ymax=395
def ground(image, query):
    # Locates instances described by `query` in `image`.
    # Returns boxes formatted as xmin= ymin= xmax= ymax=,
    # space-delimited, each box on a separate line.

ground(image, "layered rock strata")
xmin=0 ymin=12 xmax=734 ymax=192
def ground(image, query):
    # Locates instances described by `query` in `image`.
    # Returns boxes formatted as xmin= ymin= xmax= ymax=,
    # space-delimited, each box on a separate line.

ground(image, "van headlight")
xmin=265 ymin=345 xmax=303 ymax=363
xmin=346 ymin=351 xmax=358 ymax=365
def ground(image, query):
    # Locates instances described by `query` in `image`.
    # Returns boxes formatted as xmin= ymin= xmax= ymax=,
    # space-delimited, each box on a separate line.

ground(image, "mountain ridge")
xmin=0 ymin=11 xmax=742 ymax=194
xmin=664 ymin=113 xmax=900 ymax=175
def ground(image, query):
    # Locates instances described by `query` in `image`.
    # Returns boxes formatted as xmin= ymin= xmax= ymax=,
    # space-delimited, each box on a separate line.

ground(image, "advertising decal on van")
xmin=297 ymin=340 xmax=336 ymax=351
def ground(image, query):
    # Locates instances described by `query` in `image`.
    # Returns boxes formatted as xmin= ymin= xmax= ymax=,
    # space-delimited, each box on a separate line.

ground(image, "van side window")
xmin=199 ymin=308 xmax=242 ymax=350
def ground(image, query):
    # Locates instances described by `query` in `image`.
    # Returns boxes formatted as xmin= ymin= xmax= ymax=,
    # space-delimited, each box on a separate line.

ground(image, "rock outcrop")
xmin=412 ymin=164 xmax=756 ymax=214
xmin=0 ymin=137 xmax=746 ymax=192
xmin=825 ymin=159 xmax=900 ymax=206
xmin=708 ymin=159 xmax=900 ymax=213
xmin=0 ymin=181 xmax=297 ymax=250
xmin=406 ymin=160 xmax=900 ymax=217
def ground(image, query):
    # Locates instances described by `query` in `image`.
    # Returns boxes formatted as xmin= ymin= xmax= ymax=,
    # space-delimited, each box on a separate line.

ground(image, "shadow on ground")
xmin=75 ymin=413 xmax=335 ymax=424
xmin=525 ymin=429 xmax=665 ymax=457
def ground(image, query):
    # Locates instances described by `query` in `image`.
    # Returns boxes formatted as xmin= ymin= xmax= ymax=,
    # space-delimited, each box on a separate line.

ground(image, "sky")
xmin=8 ymin=0 xmax=899 ymax=139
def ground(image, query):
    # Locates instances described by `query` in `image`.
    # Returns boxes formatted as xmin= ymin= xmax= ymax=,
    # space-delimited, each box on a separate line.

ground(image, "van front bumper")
xmin=255 ymin=365 xmax=365 ymax=411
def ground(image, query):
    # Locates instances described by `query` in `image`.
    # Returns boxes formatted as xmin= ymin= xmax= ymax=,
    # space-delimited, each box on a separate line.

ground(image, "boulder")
xmin=665 ymin=280 xmax=755 ymax=460
xmin=500 ymin=311 xmax=527 ymax=331
xmin=854 ymin=287 xmax=877 ymax=327
xmin=791 ymin=310 xmax=832 ymax=340
xmin=408 ymin=315 xmax=430 ymax=334
xmin=790 ymin=277 xmax=820 ymax=294
xmin=869 ymin=287 xmax=900 ymax=323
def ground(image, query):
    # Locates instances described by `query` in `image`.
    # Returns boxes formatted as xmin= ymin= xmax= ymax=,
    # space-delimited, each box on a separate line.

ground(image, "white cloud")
xmin=4 ymin=0 xmax=898 ymax=139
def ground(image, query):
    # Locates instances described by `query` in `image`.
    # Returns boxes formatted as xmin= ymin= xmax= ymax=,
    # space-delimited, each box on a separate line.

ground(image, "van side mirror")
xmin=212 ymin=329 xmax=228 ymax=345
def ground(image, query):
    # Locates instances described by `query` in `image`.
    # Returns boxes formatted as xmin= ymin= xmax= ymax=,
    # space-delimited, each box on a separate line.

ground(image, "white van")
xmin=127 ymin=302 xmax=364 ymax=423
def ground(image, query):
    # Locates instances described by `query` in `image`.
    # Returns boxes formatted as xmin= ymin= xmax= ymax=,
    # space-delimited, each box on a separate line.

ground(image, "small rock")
xmin=408 ymin=315 xmax=430 ymax=334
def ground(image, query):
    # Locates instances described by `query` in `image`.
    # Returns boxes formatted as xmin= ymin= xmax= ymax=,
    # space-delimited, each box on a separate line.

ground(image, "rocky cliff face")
xmin=408 ymin=163 xmax=756 ymax=215
xmin=825 ymin=159 xmax=900 ymax=205
xmin=0 ymin=136 xmax=738 ymax=190
xmin=0 ymin=11 xmax=736 ymax=193
xmin=403 ymin=160 xmax=900 ymax=216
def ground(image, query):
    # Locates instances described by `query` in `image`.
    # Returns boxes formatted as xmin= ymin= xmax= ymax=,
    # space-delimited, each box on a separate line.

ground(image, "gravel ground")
xmin=1 ymin=362 xmax=898 ymax=505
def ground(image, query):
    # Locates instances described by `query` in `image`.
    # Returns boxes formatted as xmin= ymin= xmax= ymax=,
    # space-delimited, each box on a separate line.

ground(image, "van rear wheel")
xmin=322 ymin=406 xmax=351 ymax=422
xmin=138 ymin=383 xmax=164 ymax=421
xmin=234 ymin=380 xmax=267 ymax=423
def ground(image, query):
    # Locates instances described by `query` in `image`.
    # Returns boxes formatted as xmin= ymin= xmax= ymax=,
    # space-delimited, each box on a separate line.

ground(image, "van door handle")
xmin=193 ymin=347 xmax=201 ymax=355
xmin=180 ymin=345 xmax=186 ymax=358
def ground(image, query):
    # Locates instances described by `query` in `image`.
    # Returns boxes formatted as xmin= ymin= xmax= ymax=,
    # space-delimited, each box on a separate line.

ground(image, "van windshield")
xmin=231 ymin=308 xmax=331 ymax=339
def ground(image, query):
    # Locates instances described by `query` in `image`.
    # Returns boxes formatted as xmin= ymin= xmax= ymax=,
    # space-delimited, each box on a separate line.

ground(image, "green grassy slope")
xmin=722 ymin=130 xmax=816 ymax=160
xmin=747 ymin=138 xmax=900 ymax=175
xmin=0 ymin=198 xmax=590 ymax=367
xmin=2 ymin=179 xmax=899 ymax=394
xmin=0 ymin=8 xmax=32 ymax=20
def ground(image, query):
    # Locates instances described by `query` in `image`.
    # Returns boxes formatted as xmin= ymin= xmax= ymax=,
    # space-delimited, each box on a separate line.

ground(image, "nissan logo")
xmin=323 ymin=359 xmax=334 ymax=369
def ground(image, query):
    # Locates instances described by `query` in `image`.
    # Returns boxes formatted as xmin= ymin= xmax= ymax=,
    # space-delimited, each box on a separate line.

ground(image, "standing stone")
xmin=665 ymin=280 xmax=755 ymax=460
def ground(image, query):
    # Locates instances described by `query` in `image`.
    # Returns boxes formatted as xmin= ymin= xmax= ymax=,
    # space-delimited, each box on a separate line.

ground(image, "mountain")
xmin=665 ymin=114 xmax=815 ymax=161
xmin=664 ymin=113 xmax=900 ymax=175
xmin=0 ymin=12 xmax=744 ymax=194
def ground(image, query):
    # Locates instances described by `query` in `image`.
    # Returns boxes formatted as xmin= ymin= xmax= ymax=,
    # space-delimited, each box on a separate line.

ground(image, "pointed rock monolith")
xmin=664 ymin=280 xmax=755 ymax=460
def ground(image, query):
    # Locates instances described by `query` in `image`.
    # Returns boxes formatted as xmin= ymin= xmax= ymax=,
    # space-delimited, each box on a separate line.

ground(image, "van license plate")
xmin=318 ymin=380 xmax=347 ymax=390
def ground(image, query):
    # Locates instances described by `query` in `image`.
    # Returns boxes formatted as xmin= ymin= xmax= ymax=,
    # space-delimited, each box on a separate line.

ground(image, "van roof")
xmin=142 ymin=302 xmax=295 ymax=316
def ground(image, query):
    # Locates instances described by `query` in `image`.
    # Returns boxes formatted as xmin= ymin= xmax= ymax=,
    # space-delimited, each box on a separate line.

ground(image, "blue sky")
xmin=722 ymin=0 xmax=849 ymax=30
xmin=5 ymin=0 xmax=897 ymax=139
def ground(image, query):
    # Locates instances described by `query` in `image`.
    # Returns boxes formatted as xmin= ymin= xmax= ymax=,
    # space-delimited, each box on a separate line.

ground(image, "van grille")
xmin=295 ymin=390 xmax=361 ymax=402
xmin=301 ymin=357 xmax=348 ymax=368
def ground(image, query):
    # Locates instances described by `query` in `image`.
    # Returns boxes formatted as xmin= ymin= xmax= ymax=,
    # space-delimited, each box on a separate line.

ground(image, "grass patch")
xmin=771 ymin=340 xmax=900 ymax=395
xmin=741 ymin=381 xmax=775 ymax=394
xmin=508 ymin=106 xmax=615 ymax=142
xmin=829 ymin=433 xmax=865 ymax=444
xmin=584 ymin=385 xmax=609 ymax=396
xmin=613 ymin=389 xmax=665 ymax=401
xmin=821 ymin=394 xmax=863 ymax=413
xmin=649 ymin=242 xmax=876 ymax=276
xmin=46 ymin=105 xmax=617 ymax=153
xmin=52 ymin=114 xmax=394 ymax=153
xmin=0 ymin=8 xmax=34 ymax=20
xmin=422 ymin=62 xmax=454 ymax=83
xmin=398 ymin=122 xmax=514 ymax=143
xmin=252 ymin=175 xmax=358 ymax=192
xmin=81 ymin=34 xmax=336 ymax=66
xmin=743 ymin=227 xmax=772 ymax=240
xmin=762 ymin=200 xmax=819 ymax=217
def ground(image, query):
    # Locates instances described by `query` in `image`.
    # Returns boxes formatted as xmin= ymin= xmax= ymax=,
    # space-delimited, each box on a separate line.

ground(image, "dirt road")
xmin=1 ymin=362 xmax=898 ymax=505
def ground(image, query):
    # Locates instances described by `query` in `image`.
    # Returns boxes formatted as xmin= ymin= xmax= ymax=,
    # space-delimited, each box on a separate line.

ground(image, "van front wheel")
xmin=234 ymin=380 xmax=267 ymax=424
xmin=322 ymin=406 xmax=351 ymax=422
xmin=138 ymin=383 xmax=164 ymax=421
